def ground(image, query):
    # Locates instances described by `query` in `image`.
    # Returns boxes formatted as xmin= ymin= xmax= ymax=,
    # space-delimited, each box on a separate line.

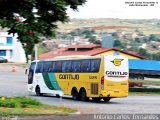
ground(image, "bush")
xmin=0 ymin=96 xmax=42 ymax=108
xmin=20 ymin=97 xmax=42 ymax=106
xmin=129 ymin=88 xmax=160 ymax=92
xmin=0 ymin=99 xmax=20 ymax=108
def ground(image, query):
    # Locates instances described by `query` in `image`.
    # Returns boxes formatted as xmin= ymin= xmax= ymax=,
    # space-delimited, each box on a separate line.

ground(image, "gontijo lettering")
xmin=59 ymin=74 xmax=79 ymax=80
xmin=106 ymin=71 xmax=128 ymax=78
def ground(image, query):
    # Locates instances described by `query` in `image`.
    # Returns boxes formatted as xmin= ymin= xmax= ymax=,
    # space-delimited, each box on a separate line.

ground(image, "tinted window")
xmin=53 ymin=61 xmax=62 ymax=72
xmin=30 ymin=62 xmax=36 ymax=71
xmin=35 ymin=61 xmax=43 ymax=73
xmin=43 ymin=61 xmax=53 ymax=72
xmin=62 ymin=61 xmax=72 ymax=72
xmin=81 ymin=60 xmax=90 ymax=72
xmin=72 ymin=60 xmax=81 ymax=72
xmin=90 ymin=59 xmax=101 ymax=72
xmin=28 ymin=62 xmax=36 ymax=84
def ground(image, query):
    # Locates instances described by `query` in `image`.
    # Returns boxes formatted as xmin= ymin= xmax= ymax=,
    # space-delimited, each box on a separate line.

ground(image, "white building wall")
xmin=0 ymin=32 xmax=26 ymax=63
xmin=0 ymin=37 xmax=6 ymax=44
xmin=13 ymin=36 xmax=26 ymax=63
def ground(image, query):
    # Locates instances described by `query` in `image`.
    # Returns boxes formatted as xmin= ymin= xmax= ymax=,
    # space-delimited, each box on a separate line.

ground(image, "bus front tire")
xmin=71 ymin=88 xmax=79 ymax=100
xmin=56 ymin=94 xmax=60 ymax=98
xmin=80 ymin=88 xmax=88 ymax=101
xmin=35 ymin=86 xmax=43 ymax=96
xmin=103 ymin=97 xmax=111 ymax=102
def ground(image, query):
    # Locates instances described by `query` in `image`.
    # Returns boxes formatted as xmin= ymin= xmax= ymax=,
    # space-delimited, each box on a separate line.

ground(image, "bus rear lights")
xmin=101 ymin=76 xmax=104 ymax=90
xmin=101 ymin=76 xmax=104 ymax=84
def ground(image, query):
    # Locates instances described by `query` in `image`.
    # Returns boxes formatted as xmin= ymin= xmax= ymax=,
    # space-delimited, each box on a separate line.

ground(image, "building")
xmin=0 ymin=32 xmax=26 ymax=63
xmin=39 ymin=44 xmax=146 ymax=60
xmin=129 ymin=59 xmax=160 ymax=79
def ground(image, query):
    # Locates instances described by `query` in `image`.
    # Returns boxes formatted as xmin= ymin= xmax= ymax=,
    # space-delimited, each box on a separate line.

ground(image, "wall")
xmin=0 ymin=32 xmax=26 ymax=63
xmin=99 ymin=50 xmax=140 ymax=59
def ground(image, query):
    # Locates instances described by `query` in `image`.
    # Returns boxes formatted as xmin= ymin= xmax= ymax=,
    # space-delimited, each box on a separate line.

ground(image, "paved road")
xmin=0 ymin=64 xmax=28 ymax=96
xmin=0 ymin=64 xmax=160 ymax=115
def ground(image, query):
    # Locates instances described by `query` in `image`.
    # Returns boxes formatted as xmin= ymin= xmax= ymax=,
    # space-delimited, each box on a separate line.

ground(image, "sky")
xmin=67 ymin=0 xmax=160 ymax=19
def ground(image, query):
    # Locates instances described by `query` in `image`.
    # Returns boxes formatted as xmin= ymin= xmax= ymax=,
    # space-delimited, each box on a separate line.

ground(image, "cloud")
xmin=67 ymin=0 xmax=160 ymax=19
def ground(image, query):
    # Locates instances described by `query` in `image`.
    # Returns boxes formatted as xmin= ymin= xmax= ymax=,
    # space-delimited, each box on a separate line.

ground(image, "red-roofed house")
xmin=39 ymin=44 xmax=146 ymax=60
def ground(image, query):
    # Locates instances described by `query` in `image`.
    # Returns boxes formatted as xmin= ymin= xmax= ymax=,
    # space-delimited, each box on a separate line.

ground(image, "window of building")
xmin=9 ymin=50 xmax=13 ymax=59
xmin=7 ymin=37 xmax=13 ymax=45
xmin=0 ymin=50 xmax=6 ymax=56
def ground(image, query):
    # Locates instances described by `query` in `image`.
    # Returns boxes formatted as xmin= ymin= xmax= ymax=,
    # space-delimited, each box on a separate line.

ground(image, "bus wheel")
xmin=35 ymin=86 xmax=43 ymax=96
xmin=71 ymin=88 xmax=79 ymax=100
xmin=92 ymin=98 xmax=101 ymax=102
xmin=80 ymin=88 xmax=88 ymax=101
xmin=103 ymin=97 xmax=111 ymax=102
xmin=56 ymin=94 xmax=60 ymax=98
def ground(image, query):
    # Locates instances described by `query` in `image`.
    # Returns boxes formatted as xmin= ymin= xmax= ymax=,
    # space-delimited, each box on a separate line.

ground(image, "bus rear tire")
xmin=35 ymin=86 xmax=43 ymax=96
xmin=71 ymin=88 xmax=79 ymax=100
xmin=103 ymin=97 xmax=111 ymax=102
xmin=80 ymin=88 xmax=88 ymax=101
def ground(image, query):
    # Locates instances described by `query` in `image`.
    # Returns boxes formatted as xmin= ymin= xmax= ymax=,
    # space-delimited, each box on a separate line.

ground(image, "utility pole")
xmin=34 ymin=44 xmax=38 ymax=60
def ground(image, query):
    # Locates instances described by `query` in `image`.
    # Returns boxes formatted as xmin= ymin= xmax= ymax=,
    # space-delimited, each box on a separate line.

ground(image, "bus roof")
xmin=44 ymin=55 xmax=102 ymax=61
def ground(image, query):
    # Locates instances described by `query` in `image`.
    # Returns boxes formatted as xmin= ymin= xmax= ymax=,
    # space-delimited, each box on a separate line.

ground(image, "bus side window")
xmin=54 ymin=61 xmax=62 ymax=72
xmin=81 ymin=60 xmax=90 ymax=72
xmin=90 ymin=59 xmax=101 ymax=72
xmin=35 ymin=62 xmax=43 ymax=73
xmin=43 ymin=61 xmax=53 ymax=72
xmin=50 ymin=62 xmax=55 ymax=72
xmin=62 ymin=61 xmax=72 ymax=72
xmin=72 ymin=60 xmax=81 ymax=72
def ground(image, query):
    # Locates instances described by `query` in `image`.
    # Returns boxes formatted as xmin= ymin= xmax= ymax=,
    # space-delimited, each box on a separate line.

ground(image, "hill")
xmin=57 ymin=18 xmax=160 ymax=35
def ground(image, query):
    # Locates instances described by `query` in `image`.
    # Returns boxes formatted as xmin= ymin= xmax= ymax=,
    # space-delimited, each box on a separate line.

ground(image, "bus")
xmin=27 ymin=55 xmax=129 ymax=102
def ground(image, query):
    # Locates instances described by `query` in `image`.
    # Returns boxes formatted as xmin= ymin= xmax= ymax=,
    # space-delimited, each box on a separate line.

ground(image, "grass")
xmin=129 ymin=79 xmax=160 ymax=86
xmin=0 ymin=96 xmax=76 ymax=117
xmin=129 ymin=92 xmax=160 ymax=95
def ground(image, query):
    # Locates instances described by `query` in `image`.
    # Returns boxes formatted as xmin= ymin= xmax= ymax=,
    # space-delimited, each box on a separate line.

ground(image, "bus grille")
xmin=91 ymin=83 xmax=98 ymax=95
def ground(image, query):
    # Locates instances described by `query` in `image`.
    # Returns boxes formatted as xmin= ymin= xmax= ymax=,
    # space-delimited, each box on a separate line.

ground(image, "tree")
xmin=149 ymin=34 xmax=160 ymax=42
xmin=138 ymin=48 xmax=147 ymax=57
xmin=114 ymin=40 xmax=124 ymax=49
xmin=0 ymin=0 xmax=86 ymax=61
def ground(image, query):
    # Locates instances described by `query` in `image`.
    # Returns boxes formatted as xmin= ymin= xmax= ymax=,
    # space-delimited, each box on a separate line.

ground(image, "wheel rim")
xmin=81 ymin=90 xmax=87 ymax=101
xmin=72 ymin=90 xmax=78 ymax=100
